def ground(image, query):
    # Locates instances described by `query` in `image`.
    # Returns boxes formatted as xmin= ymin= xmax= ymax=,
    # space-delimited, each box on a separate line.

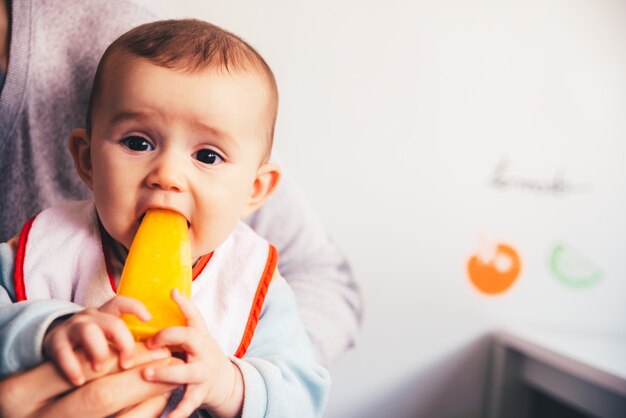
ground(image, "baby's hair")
xmin=86 ymin=19 xmax=278 ymax=157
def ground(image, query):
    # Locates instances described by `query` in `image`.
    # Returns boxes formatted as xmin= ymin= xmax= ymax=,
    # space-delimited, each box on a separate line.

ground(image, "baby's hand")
xmin=43 ymin=296 xmax=151 ymax=386
xmin=143 ymin=289 xmax=243 ymax=418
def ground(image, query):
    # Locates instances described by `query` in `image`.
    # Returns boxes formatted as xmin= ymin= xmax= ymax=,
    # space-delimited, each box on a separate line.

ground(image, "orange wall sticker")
xmin=467 ymin=243 xmax=522 ymax=295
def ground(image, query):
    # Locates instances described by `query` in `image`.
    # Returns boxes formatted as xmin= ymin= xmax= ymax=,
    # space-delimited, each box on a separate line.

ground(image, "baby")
xmin=0 ymin=19 xmax=329 ymax=418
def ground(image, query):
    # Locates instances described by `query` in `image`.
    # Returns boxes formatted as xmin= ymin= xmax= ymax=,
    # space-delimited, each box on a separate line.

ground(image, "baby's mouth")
xmin=138 ymin=210 xmax=191 ymax=229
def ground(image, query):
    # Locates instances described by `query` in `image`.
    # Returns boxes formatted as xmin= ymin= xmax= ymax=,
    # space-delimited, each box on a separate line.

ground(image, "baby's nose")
xmin=147 ymin=156 xmax=187 ymax=192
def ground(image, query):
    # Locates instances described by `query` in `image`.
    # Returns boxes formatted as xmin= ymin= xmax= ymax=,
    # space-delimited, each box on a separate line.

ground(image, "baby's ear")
xmin=242 ymin=162 xmax=281 ymax=218
xmin=68 ymin=128 xmax=94 ymax=190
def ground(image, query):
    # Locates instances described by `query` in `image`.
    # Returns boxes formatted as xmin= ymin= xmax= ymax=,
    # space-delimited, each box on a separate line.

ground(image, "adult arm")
xmin=244 ymin=168 xmax=363 ymax=366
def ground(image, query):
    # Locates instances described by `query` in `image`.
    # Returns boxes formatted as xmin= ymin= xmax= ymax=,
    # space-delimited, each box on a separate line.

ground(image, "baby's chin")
xmin=188 ymin=229 xmax=210 ymax=255
xmin=99 ymin=222 xmax=133 ymax=253
xmin=191 ymin=245 xmax=215 ymax=262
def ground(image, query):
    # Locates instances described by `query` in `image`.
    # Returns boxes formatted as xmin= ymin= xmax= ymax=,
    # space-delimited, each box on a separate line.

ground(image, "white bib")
xmin=14 ymin=200 xmax=277 ymax=357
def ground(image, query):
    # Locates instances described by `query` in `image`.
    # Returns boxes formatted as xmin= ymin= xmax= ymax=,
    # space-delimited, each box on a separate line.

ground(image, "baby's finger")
xmin=48 ymin=338 xmax=85 ymax=385
xmin=71 ymin=322 xmax=110 ymax=371
xmin=143 ymin=362 xmax=204 ymax=385
xmin=96 ymin=315 xmax=137 ymax=369
xmin=168 ymin=387 xmax=206 ymax=418
xmin=99 ymin=295 xmax=152 ymax=321
xmin=147 ymin=326 xmax=204 ymax=356
xmin=171 ymin=289 xmax=207 ymax=331
xmin=73 ymin=343 xmax=171 ymax=384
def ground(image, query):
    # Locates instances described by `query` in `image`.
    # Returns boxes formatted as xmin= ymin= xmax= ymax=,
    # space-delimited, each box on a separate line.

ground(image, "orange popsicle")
xmin=117 ymin=209 xmax=192 ymax=340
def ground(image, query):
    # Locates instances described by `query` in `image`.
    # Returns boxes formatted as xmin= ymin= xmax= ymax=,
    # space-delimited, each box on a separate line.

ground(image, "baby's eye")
xmin=121 ymin=136 xmax=154 ymax=152
xmin=195 ymin=149 xmax=224 ymax=165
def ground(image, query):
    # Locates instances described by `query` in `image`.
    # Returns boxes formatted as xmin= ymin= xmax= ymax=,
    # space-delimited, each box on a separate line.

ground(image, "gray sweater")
xmin=0 ymin=0 xmax=361 ymax=365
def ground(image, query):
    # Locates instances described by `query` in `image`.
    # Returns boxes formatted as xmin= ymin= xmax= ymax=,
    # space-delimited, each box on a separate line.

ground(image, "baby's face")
xmin=88 ymin=54 xmax=273 ymax=259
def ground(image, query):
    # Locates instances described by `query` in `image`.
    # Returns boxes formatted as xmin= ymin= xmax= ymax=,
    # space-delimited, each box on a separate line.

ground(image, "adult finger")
xmin=115 ymin=393 xmax=170 ymax=418
xmin=41 ymin=357 xmax=183 ymax=418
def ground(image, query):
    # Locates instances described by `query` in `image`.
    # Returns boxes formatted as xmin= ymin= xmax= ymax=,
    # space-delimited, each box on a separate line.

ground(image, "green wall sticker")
xmin=549 ymin=243 xmax=603 ymax=288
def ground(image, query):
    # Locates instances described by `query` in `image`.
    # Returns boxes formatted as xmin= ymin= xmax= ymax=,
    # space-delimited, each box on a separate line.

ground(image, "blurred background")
xmin=140 ymin=1 xmax=626 ymax=416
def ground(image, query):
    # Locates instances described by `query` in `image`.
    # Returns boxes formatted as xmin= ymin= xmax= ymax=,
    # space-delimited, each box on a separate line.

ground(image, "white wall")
xmin=140 ymin=1 xmax=626 ymax=416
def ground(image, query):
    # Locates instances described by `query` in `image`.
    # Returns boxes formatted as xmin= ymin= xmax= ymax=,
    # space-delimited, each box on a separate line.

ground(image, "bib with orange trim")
xmin=13 ymin=200 xmax=277 ymax=358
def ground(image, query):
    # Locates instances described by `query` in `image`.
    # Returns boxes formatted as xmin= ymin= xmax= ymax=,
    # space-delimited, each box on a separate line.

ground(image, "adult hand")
xmin=0 ymin=343 xmax=182 ymax=418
